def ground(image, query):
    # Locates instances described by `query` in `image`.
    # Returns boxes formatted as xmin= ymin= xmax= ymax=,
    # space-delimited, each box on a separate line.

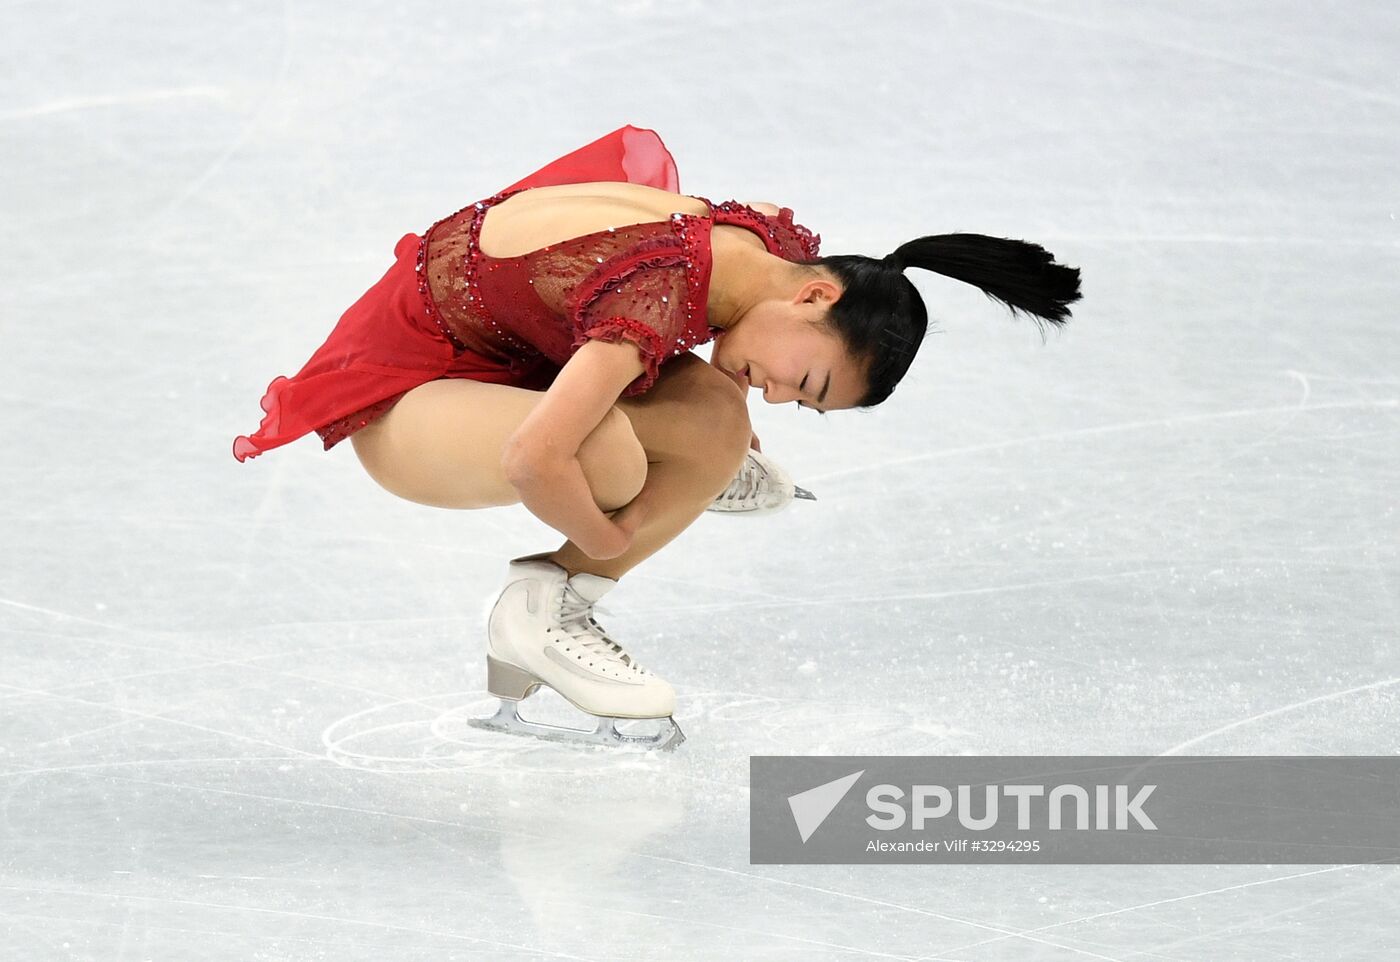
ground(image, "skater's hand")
xmin=749 ymin=431 xmax=761 ymax=452
xmin=597 ymin=485 xmax=654 ymax=559
xmin=502 ymin=339 xmax=661 ymax=562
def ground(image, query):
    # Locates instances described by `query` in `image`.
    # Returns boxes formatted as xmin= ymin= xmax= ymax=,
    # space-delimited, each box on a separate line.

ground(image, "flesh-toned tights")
xmin=349 ymin=352 xmax=752 ymax=580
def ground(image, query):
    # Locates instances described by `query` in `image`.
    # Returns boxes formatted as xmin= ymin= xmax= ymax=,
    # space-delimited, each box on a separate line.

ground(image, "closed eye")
xmin=799 ymin=373 xmax=827 ymax=414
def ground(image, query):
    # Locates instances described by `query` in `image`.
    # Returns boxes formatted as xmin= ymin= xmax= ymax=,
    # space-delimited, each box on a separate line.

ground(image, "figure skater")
xmin=233 ymin=125 xmax=1082 ymax=750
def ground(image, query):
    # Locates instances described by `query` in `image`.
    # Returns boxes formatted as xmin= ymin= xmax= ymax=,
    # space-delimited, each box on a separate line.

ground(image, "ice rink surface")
xmin=3 ymin=0 xmax=1398 ymax=958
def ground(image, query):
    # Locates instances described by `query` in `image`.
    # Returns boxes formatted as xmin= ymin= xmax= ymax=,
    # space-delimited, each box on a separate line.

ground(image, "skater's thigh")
xmin=349 ymin=378 xmax=646 ymax=511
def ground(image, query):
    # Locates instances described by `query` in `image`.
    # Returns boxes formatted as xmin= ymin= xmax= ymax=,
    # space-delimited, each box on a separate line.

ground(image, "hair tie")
xmin=881 ymin=251 xmax=906 ymax=271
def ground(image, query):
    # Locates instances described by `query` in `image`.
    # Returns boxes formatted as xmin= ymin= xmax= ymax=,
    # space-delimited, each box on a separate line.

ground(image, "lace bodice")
xmin=418 ymin=187 xmax=822 ymax=396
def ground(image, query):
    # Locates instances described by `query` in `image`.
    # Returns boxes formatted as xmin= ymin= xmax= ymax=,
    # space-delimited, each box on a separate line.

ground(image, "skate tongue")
xmin=558 ymin=576 xmax=637 ymax=669
xmin=566 ymin=572 xmax=617 ymax=603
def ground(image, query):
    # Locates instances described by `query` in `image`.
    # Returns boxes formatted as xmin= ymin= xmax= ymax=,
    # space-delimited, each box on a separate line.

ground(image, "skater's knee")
xmin=577 ymin=406 xmax=648 ymax=512
xmin=613 ymin=356 xmax=750 ymax=479
xmin=695 ymin=378 xmax=752 ymax=467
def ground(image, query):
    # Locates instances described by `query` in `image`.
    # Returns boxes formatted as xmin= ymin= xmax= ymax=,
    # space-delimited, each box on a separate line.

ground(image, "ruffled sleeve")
xmin=773 ymin=206 xmax=822 ymax=261
xmin=568 ymin=238 xmax=696 ymax=397
xmin=707 ymin=199 xmax=822 ymax=262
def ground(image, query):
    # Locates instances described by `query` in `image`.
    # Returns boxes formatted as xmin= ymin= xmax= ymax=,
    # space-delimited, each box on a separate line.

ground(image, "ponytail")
xmin=809 ymin=234 xmax=1082 ymax=407
xmin=884 ymin=233 xmax=1081 ymax=330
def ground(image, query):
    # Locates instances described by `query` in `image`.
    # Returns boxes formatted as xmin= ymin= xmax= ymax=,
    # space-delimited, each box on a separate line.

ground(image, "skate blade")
xmin=706 ymin=484 xmax=818 ymax=514
xmin=467 ymin=699 xmax=686 ymax=752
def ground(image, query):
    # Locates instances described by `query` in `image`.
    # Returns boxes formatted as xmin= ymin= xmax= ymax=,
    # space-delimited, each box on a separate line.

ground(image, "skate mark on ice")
xmin=930 ymin=863 xmax=1369 ymax=959
xmin=1155 ymin=674 xmax=1400 ymax=757
xmin=48 ymin=766 xmax=1097 ymax=961
xmin=0 ymin=883 xmax=603 ymax=960
xmin=0 ymin=595 xmax=144 ymax=635
xmin=0 ymin=86 xmax=230 ymax=122
xmin=134 ymin=0 xmax=295 ymax=233
xmin=630 ymin=567 xmax=1165 ymax=616
xmin=59 ymin=765 xmax=1104 ymax=961
xmin=625 ymin=569 xmax=805 ymax=604
xmin=0 ymin=756 xmax=302 ymax=781
xmin=321 ymin=692 xmax=525 ymax=773
xmin=639 ymin=851 xmax=1133 ymax=962
xmin=1 ymin=631 xmax=493 ymax=752
xmin=0 ymin=629 xmax=440 ymax=717
xmin=0 ymin=680 xmax=319 ymax=762
xmin=320 ymin=691 xmax=668 ymax=774
xmin=318 ymin=687 xmax=971 ymax=769
xmin=803 ymin=396 xmax=1400 ymax=485
xmin=679 ymin=688 xmax=973 ymax=755
xmin=1018 ymin=233 xmax=1400 ymax=249
xmin=963 ymin=0 xmax=1400 ymax=110
xmin=587 ymin=903 xmax=947 ymax=961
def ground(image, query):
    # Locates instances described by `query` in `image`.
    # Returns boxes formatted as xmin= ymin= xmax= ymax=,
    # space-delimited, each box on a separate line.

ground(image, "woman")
xmin=233 ymin=125 xmax=1082 ymax=750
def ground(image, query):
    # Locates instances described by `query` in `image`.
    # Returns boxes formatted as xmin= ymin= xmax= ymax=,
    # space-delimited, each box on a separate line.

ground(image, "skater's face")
xmin=711 ymin=278 xmax=868 ymax=411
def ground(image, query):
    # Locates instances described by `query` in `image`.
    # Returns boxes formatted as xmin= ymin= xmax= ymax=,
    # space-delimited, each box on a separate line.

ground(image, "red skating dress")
xmin=231 ymin=125 xmax=821 ymax=462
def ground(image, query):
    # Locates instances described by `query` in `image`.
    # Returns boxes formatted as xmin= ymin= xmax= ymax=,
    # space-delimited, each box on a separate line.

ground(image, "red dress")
xmin=231 ymin=125 xmax=821 ymax=462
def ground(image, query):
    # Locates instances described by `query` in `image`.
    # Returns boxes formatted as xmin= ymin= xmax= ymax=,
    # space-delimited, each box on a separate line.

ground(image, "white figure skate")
xmin=468 ymin=553 xmax=685 ymax=751
xmin=706 ymin=448 xmax=816 ymax=515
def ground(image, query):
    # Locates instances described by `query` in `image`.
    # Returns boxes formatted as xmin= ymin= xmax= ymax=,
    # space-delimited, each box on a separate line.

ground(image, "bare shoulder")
xmin=745 ymin=201 xmax=782 ymax=217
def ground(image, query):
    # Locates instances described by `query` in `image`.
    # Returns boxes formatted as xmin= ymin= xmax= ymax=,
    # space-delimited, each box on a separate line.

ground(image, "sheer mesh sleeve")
xmin=570 ymin=259 xmax=692 ymax=398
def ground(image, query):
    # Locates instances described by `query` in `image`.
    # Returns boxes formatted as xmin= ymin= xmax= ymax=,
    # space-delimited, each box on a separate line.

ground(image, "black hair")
xmin=808 ymin=234 xmax=1082 ymax=407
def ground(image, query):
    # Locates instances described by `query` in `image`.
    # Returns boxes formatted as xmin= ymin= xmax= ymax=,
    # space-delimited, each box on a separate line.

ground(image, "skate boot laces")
xmin=717 ymin=453 xmax=767 ymax=506
xmin=556 ymin=583 xmax=644 ymax=672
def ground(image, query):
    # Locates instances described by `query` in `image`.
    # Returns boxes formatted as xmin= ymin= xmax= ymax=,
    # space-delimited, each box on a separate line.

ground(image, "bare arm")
xmin=501 ymin=338 xmax=650 ymax=560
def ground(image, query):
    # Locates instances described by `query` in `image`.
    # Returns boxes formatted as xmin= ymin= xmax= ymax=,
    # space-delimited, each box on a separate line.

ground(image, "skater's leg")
xmin=472 ymin=355 xmax=746 ymax=748
xmin=545 ymin=353 xmax=753 ymax=580
xmin=350 ymin=379 xmax=648 ymax=512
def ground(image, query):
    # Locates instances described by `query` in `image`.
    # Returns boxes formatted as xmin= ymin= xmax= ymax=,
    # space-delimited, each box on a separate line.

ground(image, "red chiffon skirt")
xmin=232 ymin=124 xmax=681 ymax=463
